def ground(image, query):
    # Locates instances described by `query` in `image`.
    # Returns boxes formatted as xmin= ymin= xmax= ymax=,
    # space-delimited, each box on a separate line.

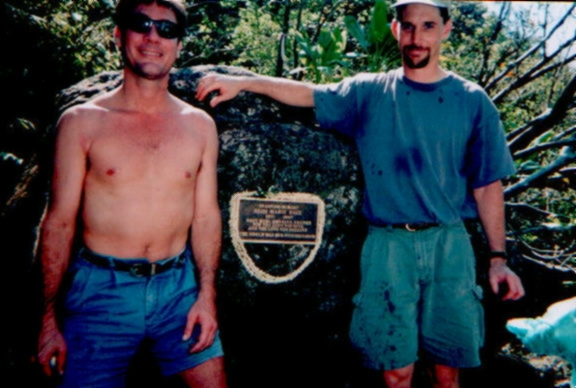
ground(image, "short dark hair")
xmin=395 ymin=5 xmax=451 ymax=24
xmin=114 ymin=0 xmax=188 ymax=36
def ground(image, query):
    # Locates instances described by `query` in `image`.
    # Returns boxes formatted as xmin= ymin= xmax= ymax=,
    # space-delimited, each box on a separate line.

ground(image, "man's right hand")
xmin=196 ymin=74 xmax=244 ymax=107
xmin=38 ymin=320 xmax=67 ymax=377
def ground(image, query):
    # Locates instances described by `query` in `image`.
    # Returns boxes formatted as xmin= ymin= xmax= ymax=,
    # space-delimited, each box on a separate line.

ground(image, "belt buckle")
xmin=130 ymin=263 xmax=150 ymax=277
xmin=405 ymin=223 xmax=416 ymax=232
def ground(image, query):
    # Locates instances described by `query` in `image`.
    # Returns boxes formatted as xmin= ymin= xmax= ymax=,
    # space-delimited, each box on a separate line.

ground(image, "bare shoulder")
xmin=171 ymin=96 xmax=216 ymax=130
xmin=57 ymin=89 xmax=118 ymax=134
xmin=170 ymin=96 xmax=218 ymax=151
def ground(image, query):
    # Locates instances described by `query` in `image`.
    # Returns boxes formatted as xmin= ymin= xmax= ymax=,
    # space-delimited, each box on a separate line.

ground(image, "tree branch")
xmin=506 ymin=202 xmax=571 ymax=220
xmin=485 ymin=3 xmax=576 ymax=93
xmin=507 ymin=72 xmax=576 ymax=152
xmin=492 ymin=33 xmax=576 ymax=104
xmin=510 ymin=223 xmax=576 ymax=235
xmin=504 ymin=145 xmax=576 ymax=198
xmin=476 ymin=2 xmax=510 ymax=87
xmin=514 ymin=139 xmax=576 ymax=159
xmin=552 ymin=125 xmax=576 ymax=141
xmin=513 ymin=239 xmax=576 ymax=275
xmin=519 ymin=254 xmax=576 ymax=275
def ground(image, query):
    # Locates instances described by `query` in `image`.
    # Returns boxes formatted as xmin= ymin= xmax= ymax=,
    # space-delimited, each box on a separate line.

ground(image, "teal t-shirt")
xmin=314 ymin=68 xmax=516 ymax=224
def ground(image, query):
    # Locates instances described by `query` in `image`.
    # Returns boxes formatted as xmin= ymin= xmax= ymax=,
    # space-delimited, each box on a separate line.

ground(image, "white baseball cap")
xmin=391 ymin=0 xmax=449 ymax=8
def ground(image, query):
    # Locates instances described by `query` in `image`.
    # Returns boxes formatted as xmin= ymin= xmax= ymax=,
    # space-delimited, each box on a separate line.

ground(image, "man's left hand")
xmin=183 ymin=294 xmax=218 ymax=353
xmin=489 ymin=258 xmax=525 ymax=300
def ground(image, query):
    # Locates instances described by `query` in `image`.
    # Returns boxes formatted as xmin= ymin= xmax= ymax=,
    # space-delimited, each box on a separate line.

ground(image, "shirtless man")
xmin=36 ymin=1 xmax=227 ymax=386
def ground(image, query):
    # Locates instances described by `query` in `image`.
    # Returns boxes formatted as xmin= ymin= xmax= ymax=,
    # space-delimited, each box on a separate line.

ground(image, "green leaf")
xmin=367 ymin=0 xmax=389 ymax=45
xmin=344 ymin=15 xmax=368 ymax=50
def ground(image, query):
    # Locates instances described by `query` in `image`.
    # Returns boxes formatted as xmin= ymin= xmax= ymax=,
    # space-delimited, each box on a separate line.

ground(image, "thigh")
xmin=60 ymin=257 xmax=145 ymax=387
xmin=178 ymin=356 xmax=228 ymax=388
xmin=147 ymin=253 xmax=224 ymax=377
xmin=420 ymin=224 xmax=484 ymax=368
xmin=349 ymin=227 xmax=420 ymax=371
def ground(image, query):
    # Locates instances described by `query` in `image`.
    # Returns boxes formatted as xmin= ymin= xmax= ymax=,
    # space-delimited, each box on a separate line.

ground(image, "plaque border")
xmin=230 ymin=191 xmax=325 ymax=283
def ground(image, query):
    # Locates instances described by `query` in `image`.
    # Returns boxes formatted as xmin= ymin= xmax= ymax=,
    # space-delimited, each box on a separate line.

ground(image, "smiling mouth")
xmin=139 ymin=48 xmax=162 ymax=57
xmin=405 ymin=48 xmax=429 ymax=59
xmin=141 ymin=51 xmax=162 ymax=57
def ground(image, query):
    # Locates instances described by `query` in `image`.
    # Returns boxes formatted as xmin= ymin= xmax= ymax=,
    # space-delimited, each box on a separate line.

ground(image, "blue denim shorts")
xmin=59 ymin=247 xmax=224 ymax=388
xmin=349 ymin=222 xmax=484 ymax=370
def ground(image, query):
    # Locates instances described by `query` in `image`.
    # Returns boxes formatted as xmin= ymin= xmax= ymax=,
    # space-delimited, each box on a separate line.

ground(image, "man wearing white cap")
xmin=196 ymin=0 xmax=524 ymax=386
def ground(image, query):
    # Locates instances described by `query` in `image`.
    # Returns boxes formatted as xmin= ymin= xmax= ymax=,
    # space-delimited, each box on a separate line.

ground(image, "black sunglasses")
xmin=123 ymin=12 xmax=184 ymax=40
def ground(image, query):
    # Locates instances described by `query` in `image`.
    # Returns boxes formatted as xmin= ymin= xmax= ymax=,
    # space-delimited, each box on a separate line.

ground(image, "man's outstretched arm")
xmin=196 ymin=73 xmax=317 ymax=108
xmin=38 ymin=109 xmax=87 ymax=376
xmin=473 ymin=180 xmax=525 ymax=301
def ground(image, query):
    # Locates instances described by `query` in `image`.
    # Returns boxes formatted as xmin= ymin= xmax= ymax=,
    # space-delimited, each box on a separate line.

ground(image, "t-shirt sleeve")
xmin=466 ymin=91 xmax=517 ymax=188
xmin=313 ymin=76 xmax=362 ymax=138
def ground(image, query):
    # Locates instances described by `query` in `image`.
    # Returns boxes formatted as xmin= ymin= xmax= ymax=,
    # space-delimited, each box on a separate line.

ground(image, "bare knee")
xmin=179 ymin=356 xmax=227 ymax=388
xmin=431 ymin=364 xmax=459 ymax=388
xmin=383 ymin=364 xmax=414 ymax=388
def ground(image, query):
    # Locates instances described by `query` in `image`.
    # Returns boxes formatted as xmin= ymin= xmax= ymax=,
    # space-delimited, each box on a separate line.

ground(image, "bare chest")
xmin=86 ymin=119 xmax=204 ymax=185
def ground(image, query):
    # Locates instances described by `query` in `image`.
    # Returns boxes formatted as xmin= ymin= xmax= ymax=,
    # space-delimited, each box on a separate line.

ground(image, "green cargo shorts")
xmin=349 ymin=222 xmax=484 ymax=370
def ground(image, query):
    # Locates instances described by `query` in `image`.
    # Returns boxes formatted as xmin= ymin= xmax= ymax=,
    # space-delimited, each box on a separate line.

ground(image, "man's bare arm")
xmin=183 ymin=114 xmax=222 ymax=353
xmin=196 ymin=73 xmax=317 ymax=108
xmin=38 ymin=110 xmax=88 ymax=375
xmin=473 ymin=180 xmax=524 ymax=300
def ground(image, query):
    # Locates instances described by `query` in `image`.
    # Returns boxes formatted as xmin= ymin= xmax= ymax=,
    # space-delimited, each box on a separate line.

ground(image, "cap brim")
xmin=392 ymin=0 xmax=448 ymax=8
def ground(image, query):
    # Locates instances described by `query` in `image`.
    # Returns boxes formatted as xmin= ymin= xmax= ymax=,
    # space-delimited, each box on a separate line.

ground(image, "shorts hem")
xmin=162 ymin=344 xmax=225 ymax=377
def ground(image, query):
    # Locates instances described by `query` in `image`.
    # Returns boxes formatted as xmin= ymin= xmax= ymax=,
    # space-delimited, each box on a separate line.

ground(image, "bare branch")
xmin=510 ymin=223 xmax=576 ymax=235
xmin=514 ymin=139 xmax=576 ymax=159
xmin=518 ymin=239 xmax=576 ymax=257
xmin=507 ymin=73 xmax=576 ymax=152
xmin=506 ymin=202 xmax=572 ymax=221
xmin=552 ymin=125 xmax=576 ymax=141
xmin=512 ymin=239 xmax=576 ymax=275
xmin=492 ymin=35 xmax=576 ymax=104
xmin=520 ymin=254 xmax=576 ymax=275
xmin=485 ymin=3 xmax=576 ymax=93
xmin=531 ymin=52 xmax=576 ymax=83
xmin=505 ymin=145 xmax=576 ymax=198
xmin=476 ymin=2 xmax=510 ymax=86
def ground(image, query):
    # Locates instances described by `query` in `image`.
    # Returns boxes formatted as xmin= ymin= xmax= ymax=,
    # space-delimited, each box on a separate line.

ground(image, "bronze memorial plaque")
xmin=230 ymin=192 xmax=325 ymax=283
xmin=238 ymin=198 xmax=318 ymax=244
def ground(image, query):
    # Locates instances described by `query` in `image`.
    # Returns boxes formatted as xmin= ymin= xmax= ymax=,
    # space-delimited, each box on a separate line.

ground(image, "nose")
xmin=410 ymin=27 xmax=422 ymax=46
xmin=144 ymin=24 xmax=161 ymax=41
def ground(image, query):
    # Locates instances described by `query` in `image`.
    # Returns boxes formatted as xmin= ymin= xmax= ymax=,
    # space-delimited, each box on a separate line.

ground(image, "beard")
xmin=402 ymin=45 xmax=430 ymax=69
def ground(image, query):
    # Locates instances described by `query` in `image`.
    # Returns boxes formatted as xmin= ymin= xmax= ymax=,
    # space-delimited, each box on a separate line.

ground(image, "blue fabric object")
xmin=507 ymin=298 xmax=576 ymax=386
xmin=314 ymin=68 xmax=516 ymax=225
xmin=59 ymin=247 xmax=224 ymax=387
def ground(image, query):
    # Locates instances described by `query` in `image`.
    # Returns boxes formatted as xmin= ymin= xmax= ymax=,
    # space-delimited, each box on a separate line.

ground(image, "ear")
xmin=114 ymin=26 xmax=122 ymax=47
xmin=391 ymin=19 xmax=400 ymax=41
xmin=442 ymin=18 xmax=452 ymax=40
xmin=177 ymin=40 xmax=183 ymax=58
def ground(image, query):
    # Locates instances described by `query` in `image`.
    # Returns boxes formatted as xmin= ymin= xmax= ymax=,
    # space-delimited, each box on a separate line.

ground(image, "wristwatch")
xmin=489 ymin=251 xmax=508 ymax=259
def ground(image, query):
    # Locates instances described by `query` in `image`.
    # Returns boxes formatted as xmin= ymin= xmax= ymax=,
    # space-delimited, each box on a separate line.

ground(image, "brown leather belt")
xmin=80 ymin=248 xmax=186 ymax=276
xmin=390 ymin=223 xmax=440 ymax=232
